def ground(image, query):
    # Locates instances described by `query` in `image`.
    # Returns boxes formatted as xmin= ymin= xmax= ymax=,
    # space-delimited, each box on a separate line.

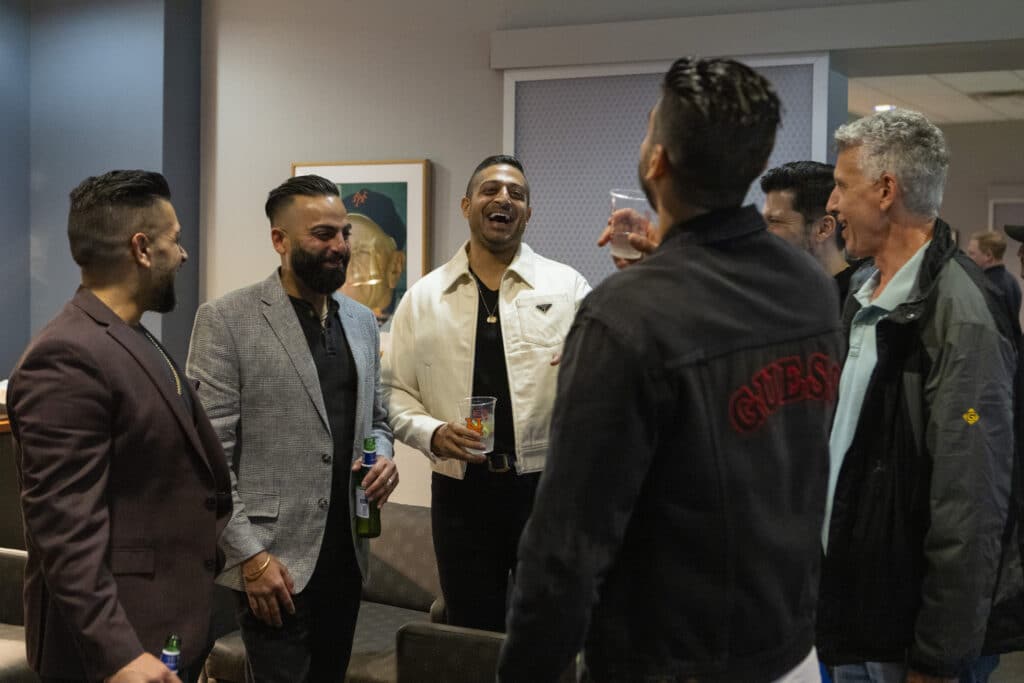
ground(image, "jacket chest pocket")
xmin=515 ymin=293 xmax=574 ymax=347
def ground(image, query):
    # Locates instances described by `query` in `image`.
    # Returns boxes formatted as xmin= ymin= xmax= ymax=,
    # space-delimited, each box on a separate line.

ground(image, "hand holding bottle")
xmin=104 ymin=652 xmax=182 ymax=683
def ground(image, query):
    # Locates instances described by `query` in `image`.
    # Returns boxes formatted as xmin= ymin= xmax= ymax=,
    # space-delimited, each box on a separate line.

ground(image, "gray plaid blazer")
xmin=186 ymin=271 xmax=393 ymax=592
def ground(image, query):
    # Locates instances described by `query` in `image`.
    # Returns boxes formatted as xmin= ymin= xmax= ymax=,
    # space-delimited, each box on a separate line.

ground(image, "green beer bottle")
xmin=160 ymin=634 xmax=181 ymax=673
xmin=355 ymin=437 xmax=382 ymax=538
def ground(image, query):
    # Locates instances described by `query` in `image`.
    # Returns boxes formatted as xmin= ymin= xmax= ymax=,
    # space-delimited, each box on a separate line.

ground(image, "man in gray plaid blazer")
xmin=186 ymin=175 xmax=397 ymax=682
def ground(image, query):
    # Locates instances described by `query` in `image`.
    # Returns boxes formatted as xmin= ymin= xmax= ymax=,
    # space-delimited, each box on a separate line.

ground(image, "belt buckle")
xmin=487 ymin=452 xmax=511 ymax=473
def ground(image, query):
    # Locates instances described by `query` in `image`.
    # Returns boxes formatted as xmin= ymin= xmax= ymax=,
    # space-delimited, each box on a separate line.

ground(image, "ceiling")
xmin=848 ymin=70 xmax=1024 ymax=124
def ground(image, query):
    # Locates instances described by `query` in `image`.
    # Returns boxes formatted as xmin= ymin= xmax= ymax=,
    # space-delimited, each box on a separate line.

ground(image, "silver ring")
xmin=387 ymin=477 xmax=395 ymax=486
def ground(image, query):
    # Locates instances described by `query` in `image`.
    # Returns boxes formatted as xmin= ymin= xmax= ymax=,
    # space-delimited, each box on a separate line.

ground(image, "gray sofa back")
xmin=362 ymin=503 xmax=440 ymax=613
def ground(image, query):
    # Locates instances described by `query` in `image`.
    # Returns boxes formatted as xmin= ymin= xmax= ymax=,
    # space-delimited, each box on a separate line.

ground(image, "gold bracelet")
xmin=243 ymin=555 xmax=272 ymax=582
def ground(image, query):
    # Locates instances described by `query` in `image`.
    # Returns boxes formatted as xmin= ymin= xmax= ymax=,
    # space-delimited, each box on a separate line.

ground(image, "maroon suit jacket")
xmin=8 ymin=288 xmax=232 ymax=680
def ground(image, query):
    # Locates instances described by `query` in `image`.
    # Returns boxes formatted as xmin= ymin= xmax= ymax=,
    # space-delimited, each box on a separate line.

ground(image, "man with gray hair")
xmin=817 ymin=109 xmax=1023 ymax=683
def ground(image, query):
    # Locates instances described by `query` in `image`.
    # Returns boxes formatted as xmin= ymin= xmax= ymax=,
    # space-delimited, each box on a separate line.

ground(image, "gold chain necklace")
xmin=142 ymin=329 xmax=183 ymax=396
xmin=473 ymin=275 xmax=499 ymax=324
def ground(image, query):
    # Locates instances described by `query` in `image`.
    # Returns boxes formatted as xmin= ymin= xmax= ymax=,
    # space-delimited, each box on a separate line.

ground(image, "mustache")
xmin=321 ymin=252 xmax=349 ymax=267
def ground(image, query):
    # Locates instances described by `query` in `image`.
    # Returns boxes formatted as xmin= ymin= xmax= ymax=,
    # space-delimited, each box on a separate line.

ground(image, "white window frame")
xmin=502 ymin=53 xmax=833 ymax=163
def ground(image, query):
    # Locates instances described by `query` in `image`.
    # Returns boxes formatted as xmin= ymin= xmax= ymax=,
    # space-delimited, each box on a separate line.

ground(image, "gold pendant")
xmin=486 ymin=315 xmax=498 ymax=324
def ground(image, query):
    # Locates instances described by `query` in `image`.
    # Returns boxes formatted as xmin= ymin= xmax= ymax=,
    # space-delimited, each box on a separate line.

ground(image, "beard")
xmin=149 ymin=271 xmax=177 ymax=313
xmin=291 ymin=245 xmax=349 ymax=294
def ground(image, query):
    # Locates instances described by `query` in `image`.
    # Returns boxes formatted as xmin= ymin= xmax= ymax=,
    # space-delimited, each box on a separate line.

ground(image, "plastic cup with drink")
xmin=459 ymin=396 xmax=496 ymax=455
xmin=608 ymin=189 xmax=654 ymax=260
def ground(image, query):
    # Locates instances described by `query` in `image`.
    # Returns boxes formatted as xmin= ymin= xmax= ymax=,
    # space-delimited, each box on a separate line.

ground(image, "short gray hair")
xmin=834 ymin=109 xmax=949 ymax=218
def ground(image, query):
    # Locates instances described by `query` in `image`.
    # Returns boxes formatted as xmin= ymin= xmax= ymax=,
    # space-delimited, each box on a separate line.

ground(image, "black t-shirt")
xmin=469 ymin=271 xmax=516 ymax=459
xmin=288 ymin=295 xmax=357 ymax=560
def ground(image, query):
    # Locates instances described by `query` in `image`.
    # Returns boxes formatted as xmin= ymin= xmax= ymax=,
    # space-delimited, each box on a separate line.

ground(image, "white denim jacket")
xmin=383 ymin=241 xmax=591 ymax=478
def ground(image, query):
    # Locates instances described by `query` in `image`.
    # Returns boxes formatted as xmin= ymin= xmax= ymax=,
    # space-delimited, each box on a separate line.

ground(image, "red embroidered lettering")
xmin=728 ymin=352 xmax=841 ymax=434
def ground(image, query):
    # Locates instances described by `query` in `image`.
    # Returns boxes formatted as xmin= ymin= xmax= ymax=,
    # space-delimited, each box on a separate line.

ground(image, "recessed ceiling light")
xmin=874 ymin=104 xmax=896 ymax=112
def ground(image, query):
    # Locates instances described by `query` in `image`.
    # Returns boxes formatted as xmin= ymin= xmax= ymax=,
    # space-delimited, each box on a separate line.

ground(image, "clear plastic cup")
xmin=609 ymin=189 xmax=654 ymax=260
xmin=458 ymin=396 xmax=496 ymax=455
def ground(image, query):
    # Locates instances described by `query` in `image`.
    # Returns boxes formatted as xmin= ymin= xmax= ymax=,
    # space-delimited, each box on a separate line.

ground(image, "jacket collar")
xmin=257 ymin=269 xmax=356 ymax=319
xmin=659 ymin=205 xmax=766 ymax=248
xmin=907 ymin=217 xmax=958 ymax=304
xmin=71 ymin=286 xmax=129 ymax=327
xmin=257 ymin=271 xmax=331 ymax=431
xmin=842 ymin=218 xmax=958 ymax=327
xmin=70 ymin=287 xmax=216 ymax=477
xmin=439 ymin=241 xmax=538 ymax=292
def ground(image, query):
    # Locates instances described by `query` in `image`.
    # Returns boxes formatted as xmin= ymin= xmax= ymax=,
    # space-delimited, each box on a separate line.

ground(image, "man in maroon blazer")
xmin=7 ymin=170 xmax=232 ymax=683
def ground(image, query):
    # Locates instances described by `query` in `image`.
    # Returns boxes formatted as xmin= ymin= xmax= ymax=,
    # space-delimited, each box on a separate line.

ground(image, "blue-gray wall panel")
xmin=0 ymin=0 xmax=30 ymax=376
xmin=160 ymin=0 xmax=202 ymax=362
xmin=29 ymin=0 xmax=165 ymax=335
xmin=515 ymin=63 xmax=814 ymax=287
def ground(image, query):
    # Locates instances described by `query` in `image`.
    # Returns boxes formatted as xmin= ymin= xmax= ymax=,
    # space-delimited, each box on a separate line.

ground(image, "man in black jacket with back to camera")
xmin=498 ymin=57 xmax=844 ymax=683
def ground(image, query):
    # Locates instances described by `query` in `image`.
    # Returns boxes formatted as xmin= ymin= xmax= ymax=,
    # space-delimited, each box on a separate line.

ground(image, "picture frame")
xmin=292 ymin=160 xmax=430 ymax=327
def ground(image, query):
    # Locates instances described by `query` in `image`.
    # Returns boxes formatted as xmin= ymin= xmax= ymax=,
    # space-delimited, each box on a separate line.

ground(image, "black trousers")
xmin=235 ymin=530 xmax=363 ymax=683
xmin=431 ymin=464 xmax=541 ymax=632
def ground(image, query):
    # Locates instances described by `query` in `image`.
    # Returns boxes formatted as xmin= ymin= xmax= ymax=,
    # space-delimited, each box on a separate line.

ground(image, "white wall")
xmin=940 ymin=121 xmax=1024 ymax=235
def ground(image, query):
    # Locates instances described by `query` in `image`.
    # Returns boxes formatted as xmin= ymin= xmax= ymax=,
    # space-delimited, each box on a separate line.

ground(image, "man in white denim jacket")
xmin=383 ymin=155 xmax=590 ymax=632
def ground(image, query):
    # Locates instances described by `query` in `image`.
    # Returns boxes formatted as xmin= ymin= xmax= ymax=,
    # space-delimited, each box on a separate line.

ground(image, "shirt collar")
xmin=287 ymin=293 xmax=339 ymax=323
xmin=854 ymin=240 xmax=931 ymax=312
xmin=440 ymin=241 xmax=537 ymax=292
xmin=660 ymin=206 xmax=766 ymax=247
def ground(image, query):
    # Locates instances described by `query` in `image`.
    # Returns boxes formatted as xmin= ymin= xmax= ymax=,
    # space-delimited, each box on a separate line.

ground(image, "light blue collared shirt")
xmin=823 ymin=241 xmax=931 ymax=549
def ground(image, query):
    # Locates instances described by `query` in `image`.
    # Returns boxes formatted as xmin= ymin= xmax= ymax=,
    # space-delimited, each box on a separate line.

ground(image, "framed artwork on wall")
xmin=292 ymin=159 xmax=431 ymax=328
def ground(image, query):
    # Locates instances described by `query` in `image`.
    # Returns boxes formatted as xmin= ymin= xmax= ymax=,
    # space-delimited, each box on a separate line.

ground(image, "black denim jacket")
xmin=499 ymin=206 xmax=844 ymax=683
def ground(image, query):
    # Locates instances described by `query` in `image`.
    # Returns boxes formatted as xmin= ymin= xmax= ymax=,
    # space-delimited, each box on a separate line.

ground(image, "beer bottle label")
xmin=160 ymin=648 xmax=180 ymax=673
xmin=356 ymin=487 xmax=370 ymax=519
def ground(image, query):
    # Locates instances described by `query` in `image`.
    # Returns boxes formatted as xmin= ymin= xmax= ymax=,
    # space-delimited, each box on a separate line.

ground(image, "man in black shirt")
xmin=187 ymin=175 xmax=397 ymax=682
xmin=383 ymin=156 xmax=590 ymax=633
xmin=967 ymin=230 xmax=1022 ymax=328
xmin=761 ymin=160 xmax=854 ymax=304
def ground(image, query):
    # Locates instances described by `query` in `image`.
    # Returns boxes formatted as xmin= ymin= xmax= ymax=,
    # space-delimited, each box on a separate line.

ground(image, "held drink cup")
xmin=608 ymin=189 xmax=653 ymax=260
xmin=355 ymin=437 xmax=382 ymax=538
xmin=459 ymin=396 xmax=496 ymax=455
xmin=160 ymin=634 xmax=181 ymax=674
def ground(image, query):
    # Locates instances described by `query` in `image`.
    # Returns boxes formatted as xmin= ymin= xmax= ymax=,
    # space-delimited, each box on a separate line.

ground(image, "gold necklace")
xmin=319 ymin=299 xmax=330 ymax=329
xmin=473 ymin=276 xmax=499 ymax=324
xmin=143 ymin=329 xmax=183 ymax=396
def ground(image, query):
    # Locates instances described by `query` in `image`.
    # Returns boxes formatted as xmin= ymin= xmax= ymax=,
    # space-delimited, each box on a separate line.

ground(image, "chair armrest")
xmin=397 ymin=621 xmax=503 ymax=683
xmin=396 ymin=621 xmax=576 ymax=683
xmin=428 ymin=596 xmax=446 ymax=624
xmin=0 ymin=548 xmax=27 ymax=626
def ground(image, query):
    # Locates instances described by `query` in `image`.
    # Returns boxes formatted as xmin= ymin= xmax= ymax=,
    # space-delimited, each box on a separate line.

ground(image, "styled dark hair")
xmin=760 ymin=161 xmax=844 ymax=250
xmin=465 ymin=154 xmax=529 ymax=201
xmin=760 ymin=161 xmax=835 ymax=222
xmin=67 ymin=170 xmax=172 ymax=270
xmin=265 ymin=174 xmax=340 ymax=223
xmin=653 ymin=57 xmax=781 ymax=210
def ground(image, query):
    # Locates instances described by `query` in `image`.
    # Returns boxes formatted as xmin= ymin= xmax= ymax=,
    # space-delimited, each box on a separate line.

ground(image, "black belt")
xmin=486 ymin=452 xmax=514 ymax=473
